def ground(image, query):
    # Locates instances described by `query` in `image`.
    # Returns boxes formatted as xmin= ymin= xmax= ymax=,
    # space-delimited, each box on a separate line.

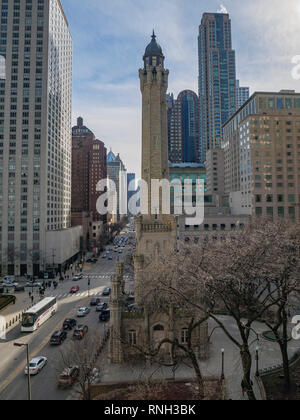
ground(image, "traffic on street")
xmin=0 ymin=229 xmax=134 ymax=401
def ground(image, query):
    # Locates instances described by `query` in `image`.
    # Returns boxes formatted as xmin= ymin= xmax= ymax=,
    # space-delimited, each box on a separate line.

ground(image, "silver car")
xmin=77 ymin=307 xmax=90 ymax=317
xmin=25 ymin=357 xmax=48 ymax=376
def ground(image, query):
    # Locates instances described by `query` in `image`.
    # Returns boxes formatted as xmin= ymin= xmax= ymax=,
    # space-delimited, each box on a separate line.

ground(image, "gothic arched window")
xmin=153 ymin=324 xmax=164 ymax=331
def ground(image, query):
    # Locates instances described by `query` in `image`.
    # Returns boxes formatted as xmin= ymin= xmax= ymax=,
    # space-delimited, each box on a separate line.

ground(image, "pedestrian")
xmin=29 ymin=291 xmax=31 ymax=299
xmin=31 ymin=295 xmax=34 ymax=304
xmin=241 ymin=380 xmax=247 ymax=397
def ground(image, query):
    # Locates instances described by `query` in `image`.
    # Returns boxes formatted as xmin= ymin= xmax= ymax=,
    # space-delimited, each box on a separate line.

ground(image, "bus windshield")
xmin=22 ymin=313 xmax=36 ymax=327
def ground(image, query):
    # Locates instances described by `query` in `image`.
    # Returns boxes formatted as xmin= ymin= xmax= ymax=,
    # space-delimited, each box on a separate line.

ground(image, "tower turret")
xmin=143 ymin=30 xmax=165 ymax=68
xmin=139 ymin=32 xmax=170 ymax=214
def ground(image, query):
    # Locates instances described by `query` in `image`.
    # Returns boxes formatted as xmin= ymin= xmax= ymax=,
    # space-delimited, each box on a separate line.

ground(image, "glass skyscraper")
xmin=168 ymin=90 xmax=200 ymax=164
xmin=198 ymin=12 xmax=237 ymax=163
xmin=236 ymin=80 xmax=250 ymax=110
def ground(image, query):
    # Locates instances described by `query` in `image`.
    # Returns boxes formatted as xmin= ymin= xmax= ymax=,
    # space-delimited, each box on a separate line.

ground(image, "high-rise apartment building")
xmin=236 ymin=80 xmax=250 ymax=110
xmin=198 ymin=12 xmax=237 ymax=163
xmin=223 ymin=91 xmax=300 ymax=222
xmin=168 ymin=90 xmax=200 ymax=164
xmin=0 ymin=0 xmax=81 ymax=276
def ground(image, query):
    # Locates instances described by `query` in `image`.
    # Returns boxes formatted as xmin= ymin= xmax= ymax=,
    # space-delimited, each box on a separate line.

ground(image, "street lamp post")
xmin=255 ymin=347 xmax=260 ymax=377
xmin=14 ymin=342 xmax=31 ymax=400
xmin=221 ymin=348 xmax=225 ymax=380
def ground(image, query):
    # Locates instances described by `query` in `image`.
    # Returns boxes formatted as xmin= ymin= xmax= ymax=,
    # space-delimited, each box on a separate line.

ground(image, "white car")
xmin=25 ymin=357 xmax=48 ymax=376
xmin=77 ymin=307 xmax=90 ymax=317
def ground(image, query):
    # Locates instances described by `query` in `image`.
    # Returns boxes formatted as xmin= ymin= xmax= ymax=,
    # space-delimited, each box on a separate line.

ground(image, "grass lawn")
xmin=262 ymin=357 xmax=300 ymax=400
xmin=0 ymin=294 xmax=16 ymax=311
xmin=92 ymin=379 xmax=224 ymax=401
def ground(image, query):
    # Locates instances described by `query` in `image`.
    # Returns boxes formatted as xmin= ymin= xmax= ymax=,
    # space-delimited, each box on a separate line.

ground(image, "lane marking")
xmin=0 ymin=290 xmax=97 ymax=397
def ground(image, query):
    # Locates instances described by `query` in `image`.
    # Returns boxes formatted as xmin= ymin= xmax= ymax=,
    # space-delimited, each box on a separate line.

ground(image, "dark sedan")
xmin=63 ymin=319 xmax=77 ymax=331
xmin=50 ymin=330 xmax=67 ymax=345
xmin=102 ymin=287 xmax=111 ymax=297
xmin=95 ymin=302 xmax=108 ymax=312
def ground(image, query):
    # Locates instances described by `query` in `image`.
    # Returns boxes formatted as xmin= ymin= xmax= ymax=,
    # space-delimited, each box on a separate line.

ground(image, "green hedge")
xmin=0 ymin=294 xmax=16 ymax=311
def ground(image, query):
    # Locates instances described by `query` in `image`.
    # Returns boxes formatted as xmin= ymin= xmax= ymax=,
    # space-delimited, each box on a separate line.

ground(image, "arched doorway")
xmin=152 ymin=324 xmax=166 ymax=358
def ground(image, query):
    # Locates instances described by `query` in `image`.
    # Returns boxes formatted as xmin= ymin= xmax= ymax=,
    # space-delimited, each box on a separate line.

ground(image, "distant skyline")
xmin=62 ymin=0 xmax=300 ymax=176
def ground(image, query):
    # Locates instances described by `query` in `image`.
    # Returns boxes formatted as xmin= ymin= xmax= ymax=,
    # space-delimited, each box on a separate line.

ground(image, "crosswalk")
xmin=54 ymin=290 xmax=105 ymax=301
xmin=81 ymin=274 xmax=132 ymax=281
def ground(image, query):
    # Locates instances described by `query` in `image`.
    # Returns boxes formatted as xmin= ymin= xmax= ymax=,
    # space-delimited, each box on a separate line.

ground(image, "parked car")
xmin=2 ymin=275 xmax=15 ymax=283
xmin=50 ymin=330 xmax=67 ymax=345
xmin=86 ymin=259 xmax=93 ymax=263
xmin=90 ymin=297 xmax=101 ymax=307
xmin=0 ymin=282 xmax=18 ymax=289
xmin=77 ymin=307 xmax=90 ymax=317
xmin=25 ymin=281 xmax=41 ymax=288
xmin=70 ymin=286 xmax=80 ymax=294
xmin=102 ymin=254 xmax=107 ymax=259
xmin=14 ymin=285 xmax=25 ymax=292
xmin=108 ymin=256 xmax=113 ymax=261
xmin=73 ymin=325 xmax=88 ymax=340
xmin=57 ymin=366 xmax=80 ymax=389
xmin=102 ymin=287 xmax=111 ymax=297
xmin=96 ymin=302 xmax=108 ymax=312
xmin=73 ymin=274 xmax=83 ymax=281
xmin=63 ymin=319 xmax=77 ymax=331
xmin=99 ymin=309 xmax=110 ymax=322
xmin=24 ymin=357 xmax=47 ymax=376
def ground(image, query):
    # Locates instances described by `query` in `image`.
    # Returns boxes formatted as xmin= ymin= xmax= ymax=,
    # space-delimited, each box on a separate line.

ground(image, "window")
xmin=128 ymin=330 xmax=137 ymax=346
xmin=153 ymin=325 xmax=164 ymax=331
xmin=181 ymin=328 xmax=189 ymax=344
xmin=0 ymin=55 xmax=6 ymax=79
xmin=256 ymin=207 xmax=262 ymax=217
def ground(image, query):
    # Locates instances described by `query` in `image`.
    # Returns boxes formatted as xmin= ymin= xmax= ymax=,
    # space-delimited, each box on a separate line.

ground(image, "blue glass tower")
xmin=198 ymin=12 xmax=236 ymax=163
xmin=169 ymin=90 xmax=200 ymax=163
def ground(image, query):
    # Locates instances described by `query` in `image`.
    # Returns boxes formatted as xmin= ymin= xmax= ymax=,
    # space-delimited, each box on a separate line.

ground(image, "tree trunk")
xmin=189 ymin=350 xmax=205 ymax=399
xmin=240 ymin=346 xmax=256 ymax=401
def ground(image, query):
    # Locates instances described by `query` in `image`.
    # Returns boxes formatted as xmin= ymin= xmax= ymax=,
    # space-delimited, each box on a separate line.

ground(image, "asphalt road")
xmin=0 ymin=234 xmax=133 ymax=401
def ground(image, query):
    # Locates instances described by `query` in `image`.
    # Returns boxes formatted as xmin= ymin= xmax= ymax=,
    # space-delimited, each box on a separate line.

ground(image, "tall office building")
xmin=236 ymin=80 xmax=250 ymax=110
xmin=168 ymin=90 xmax=200 ymax=163
xmin=0 ymin=0 xmax=81 ymax=276
xmin=198 ymin=12 xmax=237 ymax=163
xmin=107 ymin=150 xmax=127 ymax=223
xmin=223 ymin=90 xmax=300 ymax=222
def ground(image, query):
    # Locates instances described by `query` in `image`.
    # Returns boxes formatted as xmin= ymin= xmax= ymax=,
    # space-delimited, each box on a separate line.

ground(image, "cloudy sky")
xmin=61 ymin=0 xmax=300 ymax=176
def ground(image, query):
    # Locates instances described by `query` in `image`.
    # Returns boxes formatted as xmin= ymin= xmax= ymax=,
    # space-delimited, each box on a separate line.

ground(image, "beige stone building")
xmin=109 ymin=33 xmax=209 ymax=365
xmin=223 ymin=91 xmax=300 ymax=221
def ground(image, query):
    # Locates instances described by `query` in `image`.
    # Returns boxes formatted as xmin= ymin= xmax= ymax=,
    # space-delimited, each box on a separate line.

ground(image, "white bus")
xmin=21 ymin=297 xmax=57 ymax=333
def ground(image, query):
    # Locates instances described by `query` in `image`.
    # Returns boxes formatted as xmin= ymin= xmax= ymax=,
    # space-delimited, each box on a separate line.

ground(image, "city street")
xmin=0 ymin=234 xmax=132 ymax=401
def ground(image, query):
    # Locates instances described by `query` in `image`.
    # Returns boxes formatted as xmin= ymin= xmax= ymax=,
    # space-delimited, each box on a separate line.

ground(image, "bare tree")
xmin=258 ymin=221 xmax=300 ymax=390
xmin=57 ymin=335 xmax=102 ymax=400
xmin=140 ymin=220 xmax=292 ymax=400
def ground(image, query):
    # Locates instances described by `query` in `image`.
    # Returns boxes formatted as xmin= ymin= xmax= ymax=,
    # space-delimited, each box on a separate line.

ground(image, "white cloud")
xmin=217 ymin=4 xmax=228 ymax=14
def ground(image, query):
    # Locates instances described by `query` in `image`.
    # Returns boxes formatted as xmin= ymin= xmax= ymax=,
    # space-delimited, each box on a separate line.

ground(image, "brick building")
xmin=71 ymin=117 xmax=107 ymax=250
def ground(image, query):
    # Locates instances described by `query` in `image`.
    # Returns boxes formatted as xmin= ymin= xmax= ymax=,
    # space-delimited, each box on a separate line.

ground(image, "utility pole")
xmin=14 ymin=343 xmax=31 ymax=400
